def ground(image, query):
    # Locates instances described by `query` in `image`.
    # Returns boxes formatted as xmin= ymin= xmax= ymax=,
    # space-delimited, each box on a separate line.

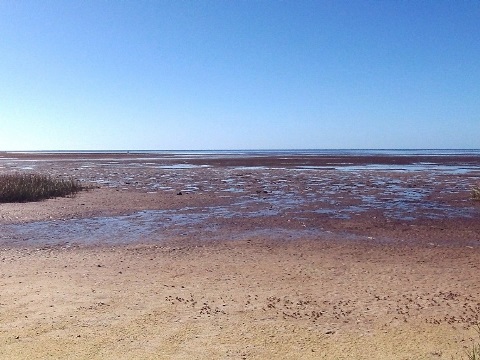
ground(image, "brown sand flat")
xmin=0 ymin=152 xmax=479 ymax=359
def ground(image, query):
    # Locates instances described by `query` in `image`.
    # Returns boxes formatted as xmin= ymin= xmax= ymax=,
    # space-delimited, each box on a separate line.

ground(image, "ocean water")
xmin=10 ymin=149 xmax=480 ymax=157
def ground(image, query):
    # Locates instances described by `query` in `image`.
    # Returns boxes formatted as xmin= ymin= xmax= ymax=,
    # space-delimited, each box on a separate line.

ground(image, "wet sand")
xmin=0 ymin=152 xmax=479 ymax=359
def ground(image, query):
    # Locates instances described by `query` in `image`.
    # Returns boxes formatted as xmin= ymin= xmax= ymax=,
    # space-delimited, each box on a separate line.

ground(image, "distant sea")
xmin=13 ymin=149 xmax=480 ymax=157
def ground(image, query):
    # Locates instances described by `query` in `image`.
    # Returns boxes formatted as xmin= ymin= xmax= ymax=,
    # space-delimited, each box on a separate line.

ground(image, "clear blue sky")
xmin=0 ymin=0 xmax=479 ymax=150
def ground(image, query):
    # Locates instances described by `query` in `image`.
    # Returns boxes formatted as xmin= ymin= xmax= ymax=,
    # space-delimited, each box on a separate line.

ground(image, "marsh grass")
xmin=0 ymin=173 xmax=84 ymax=203
xmin=466 ymin=345 xmax=480 ymax=360
xmin=472 ymin=187 xmax=480 ymax=201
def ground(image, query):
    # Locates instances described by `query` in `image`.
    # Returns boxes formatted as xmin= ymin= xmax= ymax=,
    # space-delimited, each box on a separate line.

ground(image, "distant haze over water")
xmin=10 ymin=149 xmax=480 ymax=157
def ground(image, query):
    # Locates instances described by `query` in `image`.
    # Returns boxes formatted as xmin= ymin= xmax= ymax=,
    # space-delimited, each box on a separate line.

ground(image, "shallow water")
xmin=0 ymin=206 xmax=312 ymax=247
xmin=2 ymin=183 xmax=478 ymax=247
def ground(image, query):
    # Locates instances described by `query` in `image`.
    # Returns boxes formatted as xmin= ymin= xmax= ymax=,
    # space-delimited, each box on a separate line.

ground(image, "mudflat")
xmin=0 ymin=152 xmax=479 ymax=359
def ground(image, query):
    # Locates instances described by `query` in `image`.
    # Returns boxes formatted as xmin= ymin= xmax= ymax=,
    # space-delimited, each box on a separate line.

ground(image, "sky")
xmin=0 ymin=0 xmax=479 ymax=150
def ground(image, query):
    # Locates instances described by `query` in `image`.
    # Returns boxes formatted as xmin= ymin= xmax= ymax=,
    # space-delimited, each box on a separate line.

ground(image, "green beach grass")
xmin=0 ymin=173 xmax=84 ymax=203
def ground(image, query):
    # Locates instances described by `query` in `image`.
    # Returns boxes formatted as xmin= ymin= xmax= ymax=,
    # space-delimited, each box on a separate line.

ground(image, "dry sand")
xmin=0 ymin=152 xmax=479 ymax=359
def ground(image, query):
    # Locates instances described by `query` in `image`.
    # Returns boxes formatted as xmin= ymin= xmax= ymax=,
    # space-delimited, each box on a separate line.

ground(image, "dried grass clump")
xmin=0 ymin=173 xmax=84 ymax=203
xmin=464 ymin=325 xmax=480 ymax=360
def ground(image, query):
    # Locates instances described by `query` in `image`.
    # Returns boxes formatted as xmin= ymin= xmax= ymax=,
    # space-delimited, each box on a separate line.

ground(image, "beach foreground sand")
xmin=1 ymin=237 xmax=480 ymax=359
xmin=0 ymin=152 xmax=479 ymax=359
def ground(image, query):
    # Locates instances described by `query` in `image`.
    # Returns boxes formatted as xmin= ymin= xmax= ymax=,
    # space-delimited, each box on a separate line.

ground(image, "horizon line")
xmin=3 ymin=148 xmax=480 ymax=153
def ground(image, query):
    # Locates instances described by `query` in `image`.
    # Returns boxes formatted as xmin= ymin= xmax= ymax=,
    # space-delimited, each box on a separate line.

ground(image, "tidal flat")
xmin=0 ymin=151 xmax=479 ymax=359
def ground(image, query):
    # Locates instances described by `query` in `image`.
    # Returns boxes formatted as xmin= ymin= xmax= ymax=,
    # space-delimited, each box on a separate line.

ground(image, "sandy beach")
xmin=0 ymin=151 xmax=479 ymax=359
